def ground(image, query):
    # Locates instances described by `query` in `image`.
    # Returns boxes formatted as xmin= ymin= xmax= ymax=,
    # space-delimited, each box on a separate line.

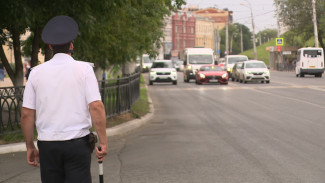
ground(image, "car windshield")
xmin=200 ymin=66 xmax=222 ymax=71
xmin=151 ymin=62 xmax=173 ymax=68
xmin=189 ymin=55 xmax=213 ymax=64
xmin=245 ymin=62 xmax=267 ymax=68
xmin=303 ymin=50 xmax=322 ymax=57
xmin=228 ymin=57 xmax=248 ymax=64
xmin=143 ymin=56 xmax=154 ymax=63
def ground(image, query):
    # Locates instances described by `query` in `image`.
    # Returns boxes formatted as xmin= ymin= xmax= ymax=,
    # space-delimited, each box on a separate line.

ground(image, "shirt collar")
xmin=50 ymin=53 xmax=75 ymax=64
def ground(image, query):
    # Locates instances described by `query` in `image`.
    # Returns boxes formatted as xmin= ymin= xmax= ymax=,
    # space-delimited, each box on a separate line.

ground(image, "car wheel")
xmin=296 ymin=74 xmax=299 ymax=77
xmin=240 ymin=79 xmax=243 ymax=83
xmin=266 ymin=80 xmax=270 ymax=84
xmin=149 ymin=81 xmax=153 ymax=85
xmin=300 ymin=74 xmax=304 ymax=77
xmin=261 ymin=81 xmax=264 ymax=83
xmin=173 ymin=81 xmax=177 ymax=85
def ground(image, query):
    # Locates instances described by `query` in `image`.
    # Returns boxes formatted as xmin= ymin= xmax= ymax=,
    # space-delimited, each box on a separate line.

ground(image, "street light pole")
xmin=241 ymin=0 xmax=257 ymax=59
xmin=312 ymin=0 xmax=319 ymax=47
xmin=275 ymin=0 xmax=281 ymax=38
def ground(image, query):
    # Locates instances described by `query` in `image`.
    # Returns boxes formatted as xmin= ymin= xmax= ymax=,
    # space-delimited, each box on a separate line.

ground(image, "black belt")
xmin=68 ymin=134 xmax=89 ymax=142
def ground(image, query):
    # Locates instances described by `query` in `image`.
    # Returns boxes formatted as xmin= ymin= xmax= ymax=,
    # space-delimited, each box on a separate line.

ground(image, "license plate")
xmin=309 ymin=66 xmax=315 ymax=68
xmin=210 ymin=79 xmax=219 ymax=83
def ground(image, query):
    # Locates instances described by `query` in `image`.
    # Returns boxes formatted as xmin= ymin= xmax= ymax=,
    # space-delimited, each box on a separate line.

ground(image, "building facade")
xmin=172 ymin=12 xmax=196 ymax=57
xmin=158 ymin=16 xmax=173 ymax=60
xmin=194 ymin=15 xmax=214 ymax=49
xmin=194 ymin=8 xmax=233 ymax=31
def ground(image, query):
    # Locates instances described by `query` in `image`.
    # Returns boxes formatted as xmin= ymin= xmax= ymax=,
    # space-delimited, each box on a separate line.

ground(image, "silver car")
xmin=239 ymin=60 xmax=270 ymax=84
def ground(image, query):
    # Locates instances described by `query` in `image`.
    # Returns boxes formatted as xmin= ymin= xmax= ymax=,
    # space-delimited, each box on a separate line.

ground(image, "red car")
xmin=195 ymin=65 xmax=228 ymax=85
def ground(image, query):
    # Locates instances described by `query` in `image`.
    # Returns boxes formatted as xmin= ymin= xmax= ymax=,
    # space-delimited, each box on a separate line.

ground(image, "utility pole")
xmin=240 ymin=25 xmax=243 ymax=53
xmin=249 ymin=2 xmax=257 ymax=59
xmin=312 ymin=0 xmax=319 ymax=47
xmin=275 ymin=0 xmax=281 ymax=38
xmin=225 ymin=19 xmax=229 ymax=56
xmin=241 ymin=0 xmax=257 ymax=59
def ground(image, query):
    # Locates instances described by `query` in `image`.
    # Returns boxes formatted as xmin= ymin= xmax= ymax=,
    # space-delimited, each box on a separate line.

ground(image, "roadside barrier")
xmin=0 ymin=73 xmax=140 ymax=136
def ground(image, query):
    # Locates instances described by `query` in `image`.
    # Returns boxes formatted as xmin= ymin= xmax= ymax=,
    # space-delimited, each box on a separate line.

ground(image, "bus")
xmin=295 ymin=47 xmax=324 ymax=77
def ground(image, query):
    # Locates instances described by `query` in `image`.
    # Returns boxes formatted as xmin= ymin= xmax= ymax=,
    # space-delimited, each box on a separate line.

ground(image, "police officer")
xmin=21 ymin=15 xmax=108 ymax=183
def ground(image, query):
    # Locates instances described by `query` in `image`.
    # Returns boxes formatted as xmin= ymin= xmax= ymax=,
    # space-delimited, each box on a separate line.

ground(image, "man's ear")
xmin=69 ymin=42 xmax=74 ymax=50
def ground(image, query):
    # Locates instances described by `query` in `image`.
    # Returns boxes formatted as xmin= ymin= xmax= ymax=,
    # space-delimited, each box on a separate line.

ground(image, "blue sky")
xmin=185 ymin=0 xmax=277 ymax=33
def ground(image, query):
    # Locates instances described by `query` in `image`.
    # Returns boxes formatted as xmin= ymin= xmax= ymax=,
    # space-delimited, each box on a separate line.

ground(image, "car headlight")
xmin=227 ymin=67 xmax=232 ymax=72
xmin=143 ymin=66 xmax=147 ymax=69
xmin=264 ymin=70 xmax=270 ymax=74
xmin=150 ymin=71 xmax=156 ymax=75
xmin=222 ymin=73 xmax=227 ymax=78
xmin=187 ymin=65 xmax=192 ymax=70
xmin=200 ymin=73 xmax=205 ymax=79
xmin=246 ymin=71 xmax=252 ymax=74
xmin=171 ymin=70 xmax=177 ymax=75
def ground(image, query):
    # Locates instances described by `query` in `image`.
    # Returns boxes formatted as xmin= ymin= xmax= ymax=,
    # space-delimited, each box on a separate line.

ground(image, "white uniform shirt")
xmin=23 ymin=53 xmax=101 ymax=141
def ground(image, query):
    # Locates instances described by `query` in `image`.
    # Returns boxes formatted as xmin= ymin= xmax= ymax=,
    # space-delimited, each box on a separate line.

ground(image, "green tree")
xmin=256 ymin=29 xmax=277 ymax=46
xmin=278 ymin=0 xmax=325 ymax=49
xmin=0 ymin=0 xmax=185 ymax=87
xmin=219 ymin=23 xmax=252 ymax=57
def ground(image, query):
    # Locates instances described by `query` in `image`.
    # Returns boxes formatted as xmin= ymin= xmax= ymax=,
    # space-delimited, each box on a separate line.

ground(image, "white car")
xmin=149 ymin=60 xmax=177 ymax=85
xmin=239 ymin=60 xmax=270 ymax=84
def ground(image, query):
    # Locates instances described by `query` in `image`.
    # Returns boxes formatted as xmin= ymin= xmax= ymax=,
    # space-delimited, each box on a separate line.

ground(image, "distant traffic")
xmin=138 ymin=46 xmax=325 ymax=86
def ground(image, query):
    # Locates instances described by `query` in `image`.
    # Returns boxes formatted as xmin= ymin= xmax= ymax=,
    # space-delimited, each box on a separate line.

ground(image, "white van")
xmin=224 ymin=55 xmax=248 ymax=81
xmin=182 ymin=48 xmax=214 ymax=82
xmin=142 ymin=54 xmax=155 ymax=72
xmin=295 ymin=47 xmax=324 ymax=77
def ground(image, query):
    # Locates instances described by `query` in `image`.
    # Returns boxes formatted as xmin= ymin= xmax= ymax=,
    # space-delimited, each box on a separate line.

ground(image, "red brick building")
xmin=172 ymin=12 xmax=196 ymax=56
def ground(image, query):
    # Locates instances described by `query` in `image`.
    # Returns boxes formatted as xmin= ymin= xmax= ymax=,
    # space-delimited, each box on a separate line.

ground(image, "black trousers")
xmin=37 ymin=135 xmax=91 ymax=183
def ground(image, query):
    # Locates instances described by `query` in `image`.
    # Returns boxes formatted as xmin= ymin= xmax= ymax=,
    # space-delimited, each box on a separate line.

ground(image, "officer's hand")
xmin=96 ymin=144 xmax=108 ymax=161
xmin=27 ymin=147 xmax=40 ymax=167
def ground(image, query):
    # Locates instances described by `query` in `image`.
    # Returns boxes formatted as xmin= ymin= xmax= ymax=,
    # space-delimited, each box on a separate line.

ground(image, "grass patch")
xmin=0 ymin=74 xmax=150 ymax=144
xmin=241 ymin=39 xmax=275 ymax=65
xmin=0 ymin=129 xmax=37 ymax=145
xmin=106 ymin=74 xmax=150 ymax=127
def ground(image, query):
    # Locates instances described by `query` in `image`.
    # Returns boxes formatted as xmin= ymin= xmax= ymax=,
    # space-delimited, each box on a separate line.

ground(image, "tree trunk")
xmin=31 ymin=27 xmax=41 ymax=67
xmin=11 ymin=29 xmax=24 ymax=87
xmin=0 ymin=45 xmax=14 ymax=83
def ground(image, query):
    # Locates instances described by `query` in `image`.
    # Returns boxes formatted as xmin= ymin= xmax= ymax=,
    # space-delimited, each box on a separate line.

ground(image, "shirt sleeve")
xmin=85 ymin=65 xmax=101 ymax=104
xmin=22 ymin=71 xmax=36 ymax=110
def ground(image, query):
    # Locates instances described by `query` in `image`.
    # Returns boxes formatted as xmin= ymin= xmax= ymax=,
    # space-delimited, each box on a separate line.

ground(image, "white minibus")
xmin=295 ymin=47 xmax=324 ymax=77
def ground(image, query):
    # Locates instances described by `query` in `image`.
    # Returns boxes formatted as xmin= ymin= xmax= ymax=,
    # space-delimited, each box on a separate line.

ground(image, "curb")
xmin=0 ymin=86 xmax=154 ymax=155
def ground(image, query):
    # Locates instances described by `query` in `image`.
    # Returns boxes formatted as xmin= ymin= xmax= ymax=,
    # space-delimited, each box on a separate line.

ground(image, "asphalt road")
xmin=2 ymin=71 xmax=325 ymax=183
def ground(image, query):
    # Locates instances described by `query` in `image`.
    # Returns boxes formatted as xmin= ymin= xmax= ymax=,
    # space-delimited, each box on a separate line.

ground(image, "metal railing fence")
xmin=100 ymin=72 xmax=141 ymax=118
xmin=0 ymin=73 xmax=141 ymax=135
xmin=0 ymin=86 xmax=24 ymax=135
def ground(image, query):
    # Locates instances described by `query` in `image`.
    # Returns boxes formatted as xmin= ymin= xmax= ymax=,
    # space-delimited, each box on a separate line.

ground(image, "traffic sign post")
xmin=276 ymin=38 xmax=284 ymax=46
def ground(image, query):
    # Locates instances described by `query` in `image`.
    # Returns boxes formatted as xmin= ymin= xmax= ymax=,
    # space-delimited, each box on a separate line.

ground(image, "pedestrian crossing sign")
xmin=276 ymin=38 xmax=284 ymax=46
